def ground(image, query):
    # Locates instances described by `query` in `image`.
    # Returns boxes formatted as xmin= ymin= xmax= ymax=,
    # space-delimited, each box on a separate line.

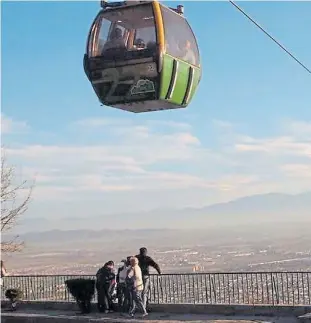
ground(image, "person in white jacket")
xmin=127 ymin=256 xmax=148 ymax=318
xmin=117 ymin=259 xmax=130 ymax=311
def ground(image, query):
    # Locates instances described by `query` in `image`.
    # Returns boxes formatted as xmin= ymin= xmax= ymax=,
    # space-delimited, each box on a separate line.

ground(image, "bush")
xmin=5 ymin=288 xmax=23 ymax=301
xmin=5 ymin=288 xmax=23 ymax=311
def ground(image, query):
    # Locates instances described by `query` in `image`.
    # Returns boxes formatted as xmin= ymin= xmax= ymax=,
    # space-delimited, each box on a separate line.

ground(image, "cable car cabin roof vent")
xmin=100 ymin=0 xmax=153 ymax=10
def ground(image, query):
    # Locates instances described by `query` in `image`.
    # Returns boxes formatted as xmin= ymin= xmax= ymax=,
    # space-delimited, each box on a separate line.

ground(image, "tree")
xmin=1 ymin=149 xmax=34 ymax=253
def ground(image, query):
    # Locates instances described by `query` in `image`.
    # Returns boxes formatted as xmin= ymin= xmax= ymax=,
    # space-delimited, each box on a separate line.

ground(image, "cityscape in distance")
xmin=3 ymin=192 xmax=311 ymax=276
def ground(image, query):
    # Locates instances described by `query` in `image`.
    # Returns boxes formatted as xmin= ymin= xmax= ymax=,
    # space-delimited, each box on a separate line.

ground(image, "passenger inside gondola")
xmin=134 ymin=38 xmax=145 ymax=50
xmin=96 ymin=4 xmax=156 ymax=59
xmin=102 ymin=27 xmax=125 ymax=53
xmin=179 ymin=39 xmax=196 ymax=65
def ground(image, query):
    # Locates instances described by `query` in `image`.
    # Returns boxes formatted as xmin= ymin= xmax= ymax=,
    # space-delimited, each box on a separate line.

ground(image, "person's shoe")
xmin=98 ymin=306 xmax=104 ymax=313
xmin=104 ymin=310 xmax=109 ymax=314
xmin=108 ymin=310 xmax=114 ymax=313
xmin=128 ymin=313 xmax=134 ymax=318
xmin=141 ymin=313 xmax=148 ymax=318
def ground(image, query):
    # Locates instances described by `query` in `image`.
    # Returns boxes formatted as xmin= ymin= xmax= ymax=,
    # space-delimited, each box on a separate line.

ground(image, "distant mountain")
xmin=7 ymin=192 xmax=311 ymax=234
xmin=197 ymin=192 xmax=311 ymax=217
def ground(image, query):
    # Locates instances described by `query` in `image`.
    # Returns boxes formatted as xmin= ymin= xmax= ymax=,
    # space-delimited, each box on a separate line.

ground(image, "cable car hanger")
xmin=100 ymin=0 xmax=185 ymax=16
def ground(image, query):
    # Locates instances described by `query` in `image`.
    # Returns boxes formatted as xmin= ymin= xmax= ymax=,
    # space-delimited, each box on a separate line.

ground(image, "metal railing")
xmin=1 ymin=272 xmax=311 ymax=305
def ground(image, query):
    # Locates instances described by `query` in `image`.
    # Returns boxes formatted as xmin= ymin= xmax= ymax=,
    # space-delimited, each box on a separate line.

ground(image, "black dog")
xmin=65 ymin=278 xmax=95 ymax=314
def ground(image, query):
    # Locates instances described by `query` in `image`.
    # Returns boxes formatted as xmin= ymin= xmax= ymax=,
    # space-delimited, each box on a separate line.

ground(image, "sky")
xmin=1 ymin=1 xmax=311 ymax=220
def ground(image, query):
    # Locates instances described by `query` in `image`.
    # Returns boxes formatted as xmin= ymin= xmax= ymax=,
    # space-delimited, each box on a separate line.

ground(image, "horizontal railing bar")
xmin=4 ymin=271 xmax=311 ymax=277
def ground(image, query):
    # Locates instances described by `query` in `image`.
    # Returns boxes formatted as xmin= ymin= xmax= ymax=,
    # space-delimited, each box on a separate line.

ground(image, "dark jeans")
xmin=117 ymin=283 xmax=129 ymax=312
xmin=125 ymin=285 xmax=133 ymax=312
xmin=129 ymin=289 xmax=147 ymax=315
xmin=142 ymin=276 xmax=150 ymax=309
xmin=96 ymin=283 xmax=112 ymax=312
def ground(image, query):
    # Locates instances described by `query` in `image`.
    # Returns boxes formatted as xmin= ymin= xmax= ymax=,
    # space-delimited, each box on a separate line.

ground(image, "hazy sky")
xmin=1 ymin=1 xmax=311 ymax=218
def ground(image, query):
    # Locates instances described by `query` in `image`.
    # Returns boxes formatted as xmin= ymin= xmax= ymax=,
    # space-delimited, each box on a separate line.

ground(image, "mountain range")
xmin=8 ymin=192 xmax=311 ymax=235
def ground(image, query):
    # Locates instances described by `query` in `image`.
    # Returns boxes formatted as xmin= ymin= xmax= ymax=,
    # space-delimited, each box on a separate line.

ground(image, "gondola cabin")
xmin=84 ymin=0 xmax=201 ymax=113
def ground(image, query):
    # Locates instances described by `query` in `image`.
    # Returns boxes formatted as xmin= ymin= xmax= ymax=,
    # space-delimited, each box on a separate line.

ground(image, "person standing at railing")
xmin=135 ymin=247 xmax=161 ymax=312
xmin=95 ymin=260 xmax=116 ymax=313
xmin=127 ymin=256 xmax=148 ymax=318
xmin=124 ymin=256 xmax=134 ymax=313
xmin=116 ymin=258 xmax=130 ymax=312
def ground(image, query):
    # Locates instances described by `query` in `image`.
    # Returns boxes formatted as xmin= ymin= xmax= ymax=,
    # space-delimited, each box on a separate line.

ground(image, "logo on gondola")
xmin=130 ymin=79 xmax=155 ymax=95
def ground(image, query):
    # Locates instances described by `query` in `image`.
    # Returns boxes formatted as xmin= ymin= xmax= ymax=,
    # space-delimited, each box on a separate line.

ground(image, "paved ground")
xmin=1 ymin=309 xmax=300 ymax=323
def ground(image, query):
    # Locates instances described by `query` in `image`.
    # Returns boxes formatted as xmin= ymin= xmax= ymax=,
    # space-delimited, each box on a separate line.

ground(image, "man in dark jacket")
xmin=135 ymin=247 xmax=161 ymax=310
xmin=96 ymin=261 xmax=116 ymax=313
